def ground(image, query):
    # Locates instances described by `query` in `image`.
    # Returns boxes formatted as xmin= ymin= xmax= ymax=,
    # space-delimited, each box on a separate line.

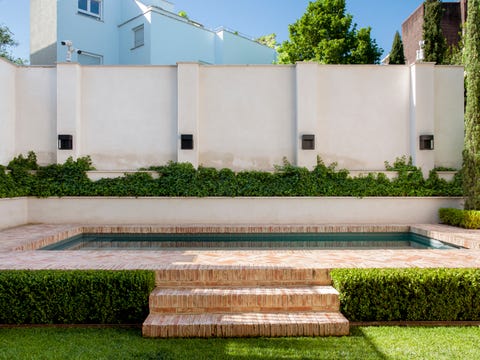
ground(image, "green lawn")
xmin=0 ymin=326 xmax=479 ymax=360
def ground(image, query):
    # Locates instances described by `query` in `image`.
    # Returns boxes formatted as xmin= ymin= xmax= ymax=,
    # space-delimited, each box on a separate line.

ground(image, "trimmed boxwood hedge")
xmin=439 ymin=208 xmax=480 ymax=229
xmin=0 ymin=270 xmax=155 ymax=324
xmin=2 ymin=269 xmax=480 ymax=325
xmin=331 ymin=268 xmax=480 ymax=322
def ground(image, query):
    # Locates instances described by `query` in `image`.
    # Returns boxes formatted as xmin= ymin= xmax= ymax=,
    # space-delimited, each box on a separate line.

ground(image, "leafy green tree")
xmin=350 ymin=27 xmax=382 ymax=64
xmin=389 ymin=31 xmax=406 ymax=64
xmin=0 ymin=25 xmax=17 ymax=60
xmin=277 ymin=0 xmax=382 ymax=64
xmin=463 ymin=0 xmax=480 ymax=210
xmin=256 ymin=33 xmax=278 ymax=49
xmin=0 ymin=24 xmax=26 ymax=64
xmin=444 ymin=22 xmax=465 ymax=65
xmin=423 ymin=0 xmax=447 ymax=64
xmin=444 ymin=43 xmax=464 ymax=65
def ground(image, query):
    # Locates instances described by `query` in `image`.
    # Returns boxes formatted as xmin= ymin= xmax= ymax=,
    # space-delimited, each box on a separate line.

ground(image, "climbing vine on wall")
xmin=0 ymin=152 xmax=462 ymax=198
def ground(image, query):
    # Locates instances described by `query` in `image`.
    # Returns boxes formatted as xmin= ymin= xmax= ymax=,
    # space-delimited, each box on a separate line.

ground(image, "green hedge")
xmin=439 ymin=208 xmax=480 ymax=229
xmin=3 ymin=269 xmax=480 ymax=325
xmin=0 ymin=270 xmax=155 ymax=324
xmin=331 ymin=268 xmax=480 ymax=322
xmin=0 ymin=152 xmax=463 ymax=198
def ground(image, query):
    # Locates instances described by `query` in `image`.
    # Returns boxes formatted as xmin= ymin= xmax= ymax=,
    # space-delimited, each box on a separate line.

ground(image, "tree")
xmin=277 ymin=0 xmax=382 ymax=64
xmin=0 ymin=25 xmax=17 ymax=60
xmin=0 ymin=24 xmax=25 ymax=65
xmin=350 ymin=27 xmax=382 ymax=64
xmin=423 ymin=0 xmax=447 ymax=64
xmin=389 ymin=31 xmax=406 ymax=64
xmin=444 ymin=42 xmax=464 ymax=65
xmin=463 ymin=0 xmax=480 ymax=210
xmin=255 ymin=33 xmax=278 ymax=49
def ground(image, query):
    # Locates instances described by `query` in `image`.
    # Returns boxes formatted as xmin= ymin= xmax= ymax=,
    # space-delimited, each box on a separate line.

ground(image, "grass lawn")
xmin=0 ymin=326 xmax=479 ymax=360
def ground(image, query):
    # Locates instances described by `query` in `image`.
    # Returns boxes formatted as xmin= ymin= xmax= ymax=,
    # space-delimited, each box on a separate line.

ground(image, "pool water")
xmin=40 ymin=232 xmax=460 ymax=250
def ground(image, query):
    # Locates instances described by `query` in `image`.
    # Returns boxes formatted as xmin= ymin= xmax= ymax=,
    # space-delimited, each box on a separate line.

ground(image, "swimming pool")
xmin=40 ymin=232 xmax=460 ymax=250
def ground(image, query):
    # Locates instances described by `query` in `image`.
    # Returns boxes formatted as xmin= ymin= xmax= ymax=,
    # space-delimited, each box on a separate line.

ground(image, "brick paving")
xmin=0 ymin=223 xmax=479 ymax=270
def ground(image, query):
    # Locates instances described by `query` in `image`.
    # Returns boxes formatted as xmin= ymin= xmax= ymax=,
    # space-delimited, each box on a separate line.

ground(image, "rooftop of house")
xmin=140 ymin=0 xmax=263 ymax=44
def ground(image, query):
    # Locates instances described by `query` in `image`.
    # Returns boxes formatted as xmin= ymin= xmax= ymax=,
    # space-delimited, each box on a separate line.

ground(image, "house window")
xmin=78 ymin=0 xmax=102 ymax=19
xmin=78 ymin=51 xmax=103 ymax=65
xmin=133 ymin=25 xmax=144 ymax=48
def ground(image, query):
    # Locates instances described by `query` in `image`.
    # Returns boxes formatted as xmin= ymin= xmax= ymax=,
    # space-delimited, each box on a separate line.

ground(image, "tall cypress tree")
xmin=423 ymin=0 xmax=447 ymax=64
xmin=463 ymin=0 xmax=480 ymax=210
xmin=389 ymin=31 xmax=406 ymax=64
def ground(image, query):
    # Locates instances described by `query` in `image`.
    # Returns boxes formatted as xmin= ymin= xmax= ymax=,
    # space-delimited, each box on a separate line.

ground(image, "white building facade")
xmin=30 ymin=0 xmax=276 ymax=65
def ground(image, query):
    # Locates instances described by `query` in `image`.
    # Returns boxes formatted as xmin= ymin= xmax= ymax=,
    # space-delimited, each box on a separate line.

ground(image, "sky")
xmin=0 ymin=0 xmax=433 ymax=63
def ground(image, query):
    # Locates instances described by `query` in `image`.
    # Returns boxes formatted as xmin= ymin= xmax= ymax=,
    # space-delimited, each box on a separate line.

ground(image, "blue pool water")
xmin=40 ymin=232 xmax=460 ymax=250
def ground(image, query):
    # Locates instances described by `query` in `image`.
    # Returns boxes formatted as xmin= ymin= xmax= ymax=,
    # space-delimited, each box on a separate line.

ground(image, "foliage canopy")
xmin=277 ymin=0 xmax=382 ymax=64
xmin=389 ymin=31 xmax=406 ymax=64
xmin=463 ymin=0 xmax=480 ymax=210
xmin=0 ymin=24 xmax=26 ymax=65
xmin=423 ymin=0 xmax=448 ymax=64
xmin=256 ymin=33 xmax=278 ymax=49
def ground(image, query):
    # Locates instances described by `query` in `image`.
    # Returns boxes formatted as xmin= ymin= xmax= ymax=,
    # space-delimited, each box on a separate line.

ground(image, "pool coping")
xmin=7 ymin=224 xmax=418 ymax=251
xmin=4 ymin=223 xmax=480 ymax=252
xmin=0 ymin=223 xmax=479 ymax=270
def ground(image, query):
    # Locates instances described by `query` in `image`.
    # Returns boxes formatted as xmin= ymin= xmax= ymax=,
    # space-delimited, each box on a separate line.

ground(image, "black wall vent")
xmin=419 ymin=135 xmax=434 ymax=150
xmin=181 ymin=134 xmax=194 ymax=150
xmin=301 ymin=134 xmax=315 ymax=150
xmin=58 ymin=135 xmax=73 ymax=150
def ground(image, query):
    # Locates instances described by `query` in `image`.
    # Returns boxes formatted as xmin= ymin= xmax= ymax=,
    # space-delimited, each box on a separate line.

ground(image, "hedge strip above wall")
xmin=0 ymin=152 xmax=463 ymax=198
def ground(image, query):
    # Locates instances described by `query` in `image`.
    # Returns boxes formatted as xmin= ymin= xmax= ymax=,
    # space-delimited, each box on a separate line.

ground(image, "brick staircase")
xmin=142 ymin=267 xmax=349 ymax=338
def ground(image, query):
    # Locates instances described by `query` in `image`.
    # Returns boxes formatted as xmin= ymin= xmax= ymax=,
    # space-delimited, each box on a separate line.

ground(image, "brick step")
xmin=142 ymin=311 xmax=349 ymax=338
xmin=155 ymin=267 xmax=331 ymax=287
xmin=149 ymin=286 xmax=340 ymax=314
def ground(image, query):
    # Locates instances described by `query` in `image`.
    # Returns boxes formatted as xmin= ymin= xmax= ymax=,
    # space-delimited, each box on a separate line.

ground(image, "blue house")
xmin=30 ymin=0 xmax=276 ymax=65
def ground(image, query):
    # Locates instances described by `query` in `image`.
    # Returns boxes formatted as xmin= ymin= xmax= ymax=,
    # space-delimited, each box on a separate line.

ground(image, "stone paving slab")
xmin=0 ymin=223 xmax=479 ymax=270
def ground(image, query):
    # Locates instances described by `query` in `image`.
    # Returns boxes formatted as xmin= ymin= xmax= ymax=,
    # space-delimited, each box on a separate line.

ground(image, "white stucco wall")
xmin=15 ymin=66 xmax=57 ymax=164
xmin=0 ymin=196 xmax=462 ymax=228
xmin=434 ymin=66 xmax=464 ymax=169
xmin=0 ymin=198 xmax=28 ymax=230
xmin=314 ymin=65 xmax=411 ymax=170
xmin=199 ymin=65 xmax=296 ymax=170
xmin=0 ymin=62 xmax=464 ymax=172
xmin=26 ymin=197 xmax=463 ymax=225
xmin=0 ymin=59 xmax=16 ymax=165
xmin=79 ymin=66 xmax=178 ymax=169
